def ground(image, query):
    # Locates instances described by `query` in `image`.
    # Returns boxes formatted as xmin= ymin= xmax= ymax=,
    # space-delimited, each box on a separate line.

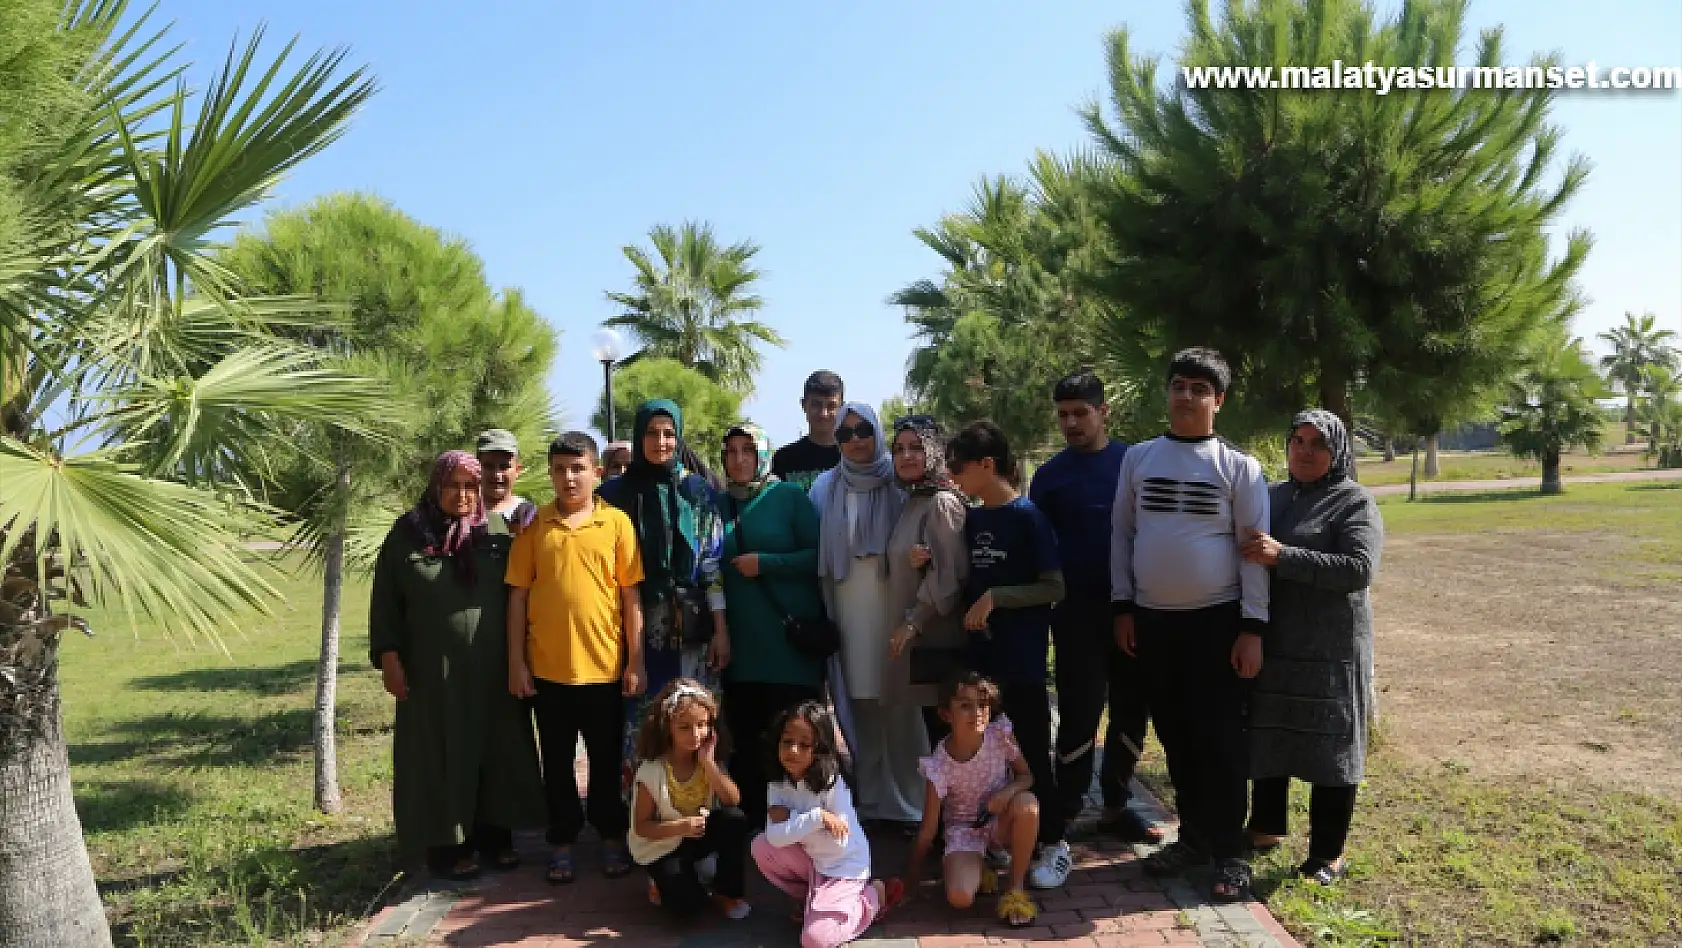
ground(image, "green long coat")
xmin=368 ymin=514 xmax=545 ymax=855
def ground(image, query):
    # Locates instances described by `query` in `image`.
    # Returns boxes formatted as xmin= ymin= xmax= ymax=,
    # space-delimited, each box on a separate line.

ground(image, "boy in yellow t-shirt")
xmin=507 ymin=431 xmax=645 ymax=883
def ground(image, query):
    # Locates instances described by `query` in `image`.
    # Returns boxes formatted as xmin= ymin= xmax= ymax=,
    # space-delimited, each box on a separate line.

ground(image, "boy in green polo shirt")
xmin=507 ymin=431 xmax=645 ymax=883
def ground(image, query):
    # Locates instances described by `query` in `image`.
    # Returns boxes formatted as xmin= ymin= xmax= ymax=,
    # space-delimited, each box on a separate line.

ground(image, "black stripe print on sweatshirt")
xmin=1139 ymin=477 xmax=1222 ymax=516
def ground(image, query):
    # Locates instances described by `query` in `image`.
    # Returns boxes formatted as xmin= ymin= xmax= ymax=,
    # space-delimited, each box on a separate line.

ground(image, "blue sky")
xmin=153 ymin=0 xmax=1680 ymax=445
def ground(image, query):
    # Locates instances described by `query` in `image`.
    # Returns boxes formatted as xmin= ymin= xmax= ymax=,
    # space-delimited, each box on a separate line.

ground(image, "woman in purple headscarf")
xmin=370 ymin=450 xmax=545 ymax=879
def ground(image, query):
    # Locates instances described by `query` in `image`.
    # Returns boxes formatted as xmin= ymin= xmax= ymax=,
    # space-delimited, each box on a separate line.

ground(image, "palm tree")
xmin=1634 ymin=364 xmax=1681 ymax=464
xmin=0 ymin=4 xmax=375 ymax=944
xmin=604 ymin=221 xmax=783 ymax=393
xmin=1499 ymin=325 xmax=1608 ymax=494
xmin=1598 ymin=311 xmax=1680 ymax=442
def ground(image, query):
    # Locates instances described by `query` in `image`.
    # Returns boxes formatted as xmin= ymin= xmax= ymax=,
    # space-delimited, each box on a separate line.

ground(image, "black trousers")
xmin=1052 ymin=593 xmax=1149 ymax=817
xmin=646 ymin=806 xmax=751 ymax=914
xmin=722 ymin=681 xmax=821 ymax=828
xmin=1248 ymin=777 xmax=1358 ymax=862
xmin=426 ymin=824 xmax=512 ymax=872
xmin=532 ymin=679 xmax=628 ymax=845
xmin=999 ymin=679 xmax=1061 ymax=846
xmin=1134 ymin=601 xmax=1250 ymax=861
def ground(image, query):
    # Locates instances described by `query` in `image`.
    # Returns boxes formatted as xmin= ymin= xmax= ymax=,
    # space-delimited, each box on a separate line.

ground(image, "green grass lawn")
xmin=1354 ymin=449 xmax=1657 ymax=487
xmin=61 ymin=559 xmax=395 ymax=947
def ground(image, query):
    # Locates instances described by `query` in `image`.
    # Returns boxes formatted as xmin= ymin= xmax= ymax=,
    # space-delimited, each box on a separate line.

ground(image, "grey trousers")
xmin=849 ymin=699 xmax=930 ymax=822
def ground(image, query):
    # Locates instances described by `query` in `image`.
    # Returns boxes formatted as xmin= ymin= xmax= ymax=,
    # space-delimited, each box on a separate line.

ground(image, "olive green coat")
xmin=367 ymin=513 xmax=545 ymax=855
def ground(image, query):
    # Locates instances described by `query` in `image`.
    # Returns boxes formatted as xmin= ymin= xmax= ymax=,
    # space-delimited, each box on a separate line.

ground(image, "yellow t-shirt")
xmin=666 ymin=759 xmax=710 ymax=817
xmin=505 ymin=500 xmax=643 ymax=684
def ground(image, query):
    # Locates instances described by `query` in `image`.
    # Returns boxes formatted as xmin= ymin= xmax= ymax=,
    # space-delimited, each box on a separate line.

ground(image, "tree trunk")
xmin=1423 ymin=432 xmax=1440 ymax=477
xmin=1318 ymin=369 xmax=1355 ymax=480
xmin=1540 ymin=450 xmax=1563 ymax=494
xmin=0 ymin=563 xmax=113 ymax=947
xmin=1383 ymin=438 xmax=1396 ymax=463
xmin=312 ymin=464 xmax=350 ymax=814
xmin=1408 ymin=443 xmax=1421 ymax=501
xmin=1626 ymin=396 xmax=1636 ymax=444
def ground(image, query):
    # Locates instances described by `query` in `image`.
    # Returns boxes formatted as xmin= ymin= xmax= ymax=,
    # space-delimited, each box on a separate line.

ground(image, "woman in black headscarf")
xmin=1239 ymin=410 xmax=1384 ymax=886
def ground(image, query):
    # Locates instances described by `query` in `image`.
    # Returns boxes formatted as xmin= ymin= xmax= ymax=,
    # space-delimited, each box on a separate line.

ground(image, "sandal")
xmin=545 ymin=849 xmax=575 ymax=885
xmin=1247 ymin=829 xmax=1285 ymax=854
xmin=1141 ymin=840 xmax=1206 ymax=877
xmin=1211 ymin=858 xmax=1253 ymax=902
xmin=997 ymin=889 xmax=1038 ymax=928
xmin=601 ymin=839 xmax=633 ymax=879
xmin=1099 ymin=807 xmax=1168 ymax=843
xmin=435 ymin=855 xmax=481 ymax=882
xmin=1298 ymin=858 xmax=1346 ymax=886
xmin=877 ymin=878 xmax=907 ymax=917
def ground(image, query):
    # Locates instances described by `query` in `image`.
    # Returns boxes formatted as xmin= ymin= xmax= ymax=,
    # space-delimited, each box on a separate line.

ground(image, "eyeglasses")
xmin=836 ymin=421 xmax=876 ymax=443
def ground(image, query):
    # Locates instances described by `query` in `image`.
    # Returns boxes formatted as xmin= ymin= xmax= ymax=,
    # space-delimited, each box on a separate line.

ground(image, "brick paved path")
xmin=360 ymin=755 xmax=1301 ymax=948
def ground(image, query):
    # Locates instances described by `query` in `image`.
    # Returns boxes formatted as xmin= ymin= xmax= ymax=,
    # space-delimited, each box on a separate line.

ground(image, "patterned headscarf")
xmin=891 ymin=415 xmax=959 ymax=497
xmin=720 ymin=422 xmax=776 ymax=502
xmin=397 ymin=450 xmax=487 ymax=583
xmin=816 ymin=402 xmax=906 ymax=581
xmin=1289 ymin=409 xmax=1354 ymax=483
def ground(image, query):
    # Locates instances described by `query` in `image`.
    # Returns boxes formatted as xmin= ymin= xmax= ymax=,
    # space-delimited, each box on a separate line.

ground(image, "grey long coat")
xmin=1249 ymin=475 xmax=1383 ymax=787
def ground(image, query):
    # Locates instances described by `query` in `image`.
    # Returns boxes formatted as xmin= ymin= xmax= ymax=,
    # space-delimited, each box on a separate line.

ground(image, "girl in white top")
xmin=751 ymin=700 xmax=905 ymax=948
xmin=626 ymin=679 xmax=752 ymax=920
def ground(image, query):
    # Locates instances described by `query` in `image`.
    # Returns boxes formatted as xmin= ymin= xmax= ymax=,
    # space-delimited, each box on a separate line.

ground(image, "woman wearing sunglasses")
xmin=810 ymin=403 xmax=928 ymax=828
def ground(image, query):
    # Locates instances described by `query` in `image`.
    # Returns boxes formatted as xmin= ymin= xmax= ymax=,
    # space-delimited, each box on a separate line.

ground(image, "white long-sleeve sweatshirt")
xmin=1109 ymin=434 xmax=1270 ymax=628
xmin=764 ymin=775 xmax=872 ymax=880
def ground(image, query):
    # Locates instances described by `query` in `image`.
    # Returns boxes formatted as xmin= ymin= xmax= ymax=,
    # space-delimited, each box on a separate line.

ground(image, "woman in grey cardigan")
xmin=1239 ymin=410 xmax=1383 ymax=886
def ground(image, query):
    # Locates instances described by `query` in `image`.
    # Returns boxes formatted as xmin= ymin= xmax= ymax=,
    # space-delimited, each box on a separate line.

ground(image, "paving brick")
xmin=917 ymin=935 xmax=991 ymax=948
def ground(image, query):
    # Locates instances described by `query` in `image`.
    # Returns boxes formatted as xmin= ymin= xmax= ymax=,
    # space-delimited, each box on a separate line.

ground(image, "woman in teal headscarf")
xmin=599 ymin=401 xmax=726 ymax=776
xmin=713 ymin=421 xmax=826 ymax=826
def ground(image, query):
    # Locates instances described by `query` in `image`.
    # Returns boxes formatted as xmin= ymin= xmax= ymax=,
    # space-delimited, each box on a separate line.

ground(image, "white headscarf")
xmin=816 ymin=402 xmax=905 ymax=581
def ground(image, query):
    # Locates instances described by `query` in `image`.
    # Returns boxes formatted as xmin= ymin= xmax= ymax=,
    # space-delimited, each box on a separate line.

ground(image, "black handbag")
xmin=731 ymin=501 xmax=840 ymax=660
xmin=906 ymin=506 xmax=972 ymax=686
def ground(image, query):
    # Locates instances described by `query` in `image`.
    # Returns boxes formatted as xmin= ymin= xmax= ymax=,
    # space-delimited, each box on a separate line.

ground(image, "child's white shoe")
xmin=713 ymin=895 xmax=752 ymax=920
xmin=1027 ymin=841 xmax=1073 ymax=889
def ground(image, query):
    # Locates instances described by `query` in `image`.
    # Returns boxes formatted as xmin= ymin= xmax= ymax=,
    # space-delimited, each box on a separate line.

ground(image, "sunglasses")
xmin=836 ymin=421 xmax=876 ymax=443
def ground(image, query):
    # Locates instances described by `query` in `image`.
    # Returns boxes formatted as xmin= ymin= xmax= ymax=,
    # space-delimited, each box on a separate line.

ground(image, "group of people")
xmin=368 ymin=348 xmax=1384 ymax=944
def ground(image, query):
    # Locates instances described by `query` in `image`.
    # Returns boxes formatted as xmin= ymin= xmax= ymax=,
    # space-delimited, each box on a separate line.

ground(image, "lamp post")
xmin=590 ymin=327 xmax=625 ymax=441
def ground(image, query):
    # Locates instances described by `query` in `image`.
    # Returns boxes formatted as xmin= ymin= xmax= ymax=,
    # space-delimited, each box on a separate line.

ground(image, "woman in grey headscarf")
xmin=1239 ymin=410 xmax=1384 ymax=886
xmin=809 ymin=402 xmax=926 ymax=825
xmin=882 ymin=416 xmax=969 ymax=747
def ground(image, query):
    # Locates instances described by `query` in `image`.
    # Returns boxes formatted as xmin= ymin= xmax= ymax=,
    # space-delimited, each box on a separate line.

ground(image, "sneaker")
xmin=713 ymin=895 xmax=752 ymax=920
xmin=1026 ymin=841 xmax=1073 ymax=889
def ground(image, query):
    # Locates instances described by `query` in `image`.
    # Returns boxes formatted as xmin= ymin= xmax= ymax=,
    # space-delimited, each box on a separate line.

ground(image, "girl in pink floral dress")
xmin=906 ymin=671 xmax=1041 ymax=927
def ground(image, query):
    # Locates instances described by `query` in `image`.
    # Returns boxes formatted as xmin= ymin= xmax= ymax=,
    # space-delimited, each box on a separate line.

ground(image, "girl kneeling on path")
xmin=627 ymin=679 xmax=752 ymax=920
xmin=752 ymin=700 xmax=904 ymax=948
xmin=907 ymin=671 xmax=1041 ymax=928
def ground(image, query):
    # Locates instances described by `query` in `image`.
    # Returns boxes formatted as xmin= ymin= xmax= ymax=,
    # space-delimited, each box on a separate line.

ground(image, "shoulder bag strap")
xmin=730 ymin=496 xmax=799 ymax=625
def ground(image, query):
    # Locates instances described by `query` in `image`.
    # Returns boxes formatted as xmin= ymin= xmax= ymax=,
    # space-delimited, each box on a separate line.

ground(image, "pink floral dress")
xmin=917 ymin=718 xmax=1020 ymax=853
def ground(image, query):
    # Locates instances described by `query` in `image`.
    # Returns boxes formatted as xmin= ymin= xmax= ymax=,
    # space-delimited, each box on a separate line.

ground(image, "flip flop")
xmin=1211 ymin=858 xmax=1253 ymax=902
xmin=1099 ymin=807 xmax=1168 ymax=843
xmin=601 ymin=839 xmax=634 ymax=879
xmin=878 ymin=878 xmax=907 ymax=917
xmin=546 ymin=849 xmax=575 ymax=885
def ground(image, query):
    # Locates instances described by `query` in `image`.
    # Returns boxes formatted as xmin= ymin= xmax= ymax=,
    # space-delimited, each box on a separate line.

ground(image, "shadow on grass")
xmin=1627 ymin=481 xmax=1682 ymax=492
xmin=104 ymin=832 xmax=404 ymax=948
xmin=131 ymin=659 xmax=319 ymax=695
xmin=76 ymin=780 xmax=195 ymax=834
xmin=70 ymin=708 xmax=313 ymax=767
xmin=1408 ymin=489 xmax=1547 ymax=505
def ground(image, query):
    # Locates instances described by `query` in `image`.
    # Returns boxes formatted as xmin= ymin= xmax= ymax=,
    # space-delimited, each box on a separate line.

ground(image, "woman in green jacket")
xmin=369 ymin=450 xmax=545 ymax=878
xmin=713 ymin=422 xmax=827 ymax=827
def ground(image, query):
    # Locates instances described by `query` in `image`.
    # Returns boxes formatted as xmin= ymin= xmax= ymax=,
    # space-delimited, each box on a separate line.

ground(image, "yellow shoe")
xmin=997 ymin=888 xmax=1038 ymax=928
